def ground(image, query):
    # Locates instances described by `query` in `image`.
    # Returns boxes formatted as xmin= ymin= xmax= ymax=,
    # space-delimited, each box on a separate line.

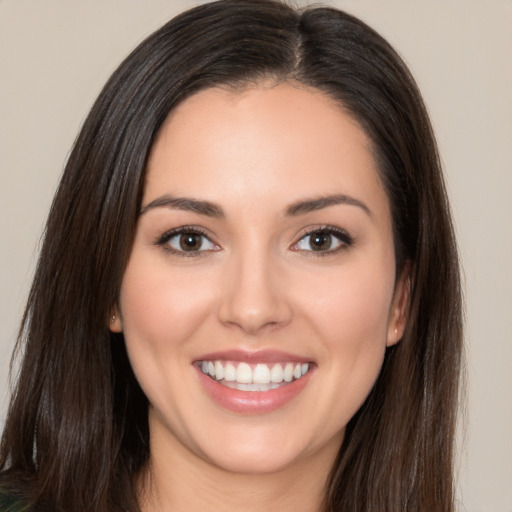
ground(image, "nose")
xmin=217 ymin=249 xmax=293 ymax=335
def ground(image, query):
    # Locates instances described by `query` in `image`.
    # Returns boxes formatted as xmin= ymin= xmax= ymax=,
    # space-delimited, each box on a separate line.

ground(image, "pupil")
xmin=180 ymin=233 xmax=201 ymax=251
xmin=311 ymin=232 xmax=331 ymax=251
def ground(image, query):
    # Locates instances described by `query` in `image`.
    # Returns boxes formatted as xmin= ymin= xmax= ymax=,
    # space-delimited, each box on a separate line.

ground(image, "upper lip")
xmin=194 ymin=349 xmax=313 ymax=365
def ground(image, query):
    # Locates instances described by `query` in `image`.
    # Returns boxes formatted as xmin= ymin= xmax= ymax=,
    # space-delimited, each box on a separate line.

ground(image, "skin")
xmin=111 ymin=82 xmax=409 ymax=512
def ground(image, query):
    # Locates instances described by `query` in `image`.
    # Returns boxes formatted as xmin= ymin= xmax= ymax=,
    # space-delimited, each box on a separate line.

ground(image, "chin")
xmin=203 ymin=445 xmax=307 ymax=475
xmin=192 ymin=423 xmax=344 ymax=477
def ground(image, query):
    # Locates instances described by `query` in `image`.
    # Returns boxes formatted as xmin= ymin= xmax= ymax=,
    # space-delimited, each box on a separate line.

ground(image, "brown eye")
xmin=179 ymin=233 xmax=204 ymax=251
xmin=159 ymin=228 xmax=218 ymax=254
xmin=309 ymin=231 xmax=333 ymax=251
xmin=292 ymin=228 xmax=353 ymax=254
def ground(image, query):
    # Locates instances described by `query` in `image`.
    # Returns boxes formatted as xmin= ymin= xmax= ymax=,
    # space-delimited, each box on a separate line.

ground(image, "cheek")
xmin=302 ymin=263 xmax=394 ymax=341
xmin=117 ymin=255 xmax=221 ymax=419
xmin=119 ymin=256 xmax=214 ymax=344
xmin=117 ymin=255 xmax=221 ymax=397
xmin=294 ymin=257 xmax=395 ymax=391
xmin=302 ymin=269 xmax=394 ymax=430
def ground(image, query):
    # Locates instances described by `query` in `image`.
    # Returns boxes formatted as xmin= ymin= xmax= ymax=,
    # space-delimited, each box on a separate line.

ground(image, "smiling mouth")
xmin=197 ymin=360 xmax=311 ymax=392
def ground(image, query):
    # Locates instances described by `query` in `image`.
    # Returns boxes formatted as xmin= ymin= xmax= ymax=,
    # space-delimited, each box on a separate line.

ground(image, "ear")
xmin=109 ymin=305 xmax=123 ymax=333
xmin=386 ymin=262 xmax=412 ymax=347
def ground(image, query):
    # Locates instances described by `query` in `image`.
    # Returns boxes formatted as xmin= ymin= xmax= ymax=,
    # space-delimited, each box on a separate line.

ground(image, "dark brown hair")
xmin=0 ymin=1 xmax=463 ymax=511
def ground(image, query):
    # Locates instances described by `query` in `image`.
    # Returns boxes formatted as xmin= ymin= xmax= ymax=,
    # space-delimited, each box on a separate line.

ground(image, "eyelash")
xmin=155 ymin=226 xmax=219 ymax=257
xmin=291 ymin=226 xmax=354 ymax=256
xmin=155 ymin=225 xmax=354 ymax=257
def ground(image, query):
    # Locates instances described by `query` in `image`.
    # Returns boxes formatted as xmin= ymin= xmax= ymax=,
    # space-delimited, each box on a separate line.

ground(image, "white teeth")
xmin=214 ymin=361 xmax=224 ymax=380
xmin=236 ymin=362 xmax=253 ymax=384
xmin=199 ymin=360 xmax=311 ymax=387
xmin=270 ymin=363 xmax=284 ymax=383
xmin=283 ymin=363 xmax=294 ymax=382
xmin=224 ymin=363 xmax=236 ymax=381
xmin=253 ymin=364 xmax=271 ymax=384
xmin=223 ymin=382 xmax=281 ymax=392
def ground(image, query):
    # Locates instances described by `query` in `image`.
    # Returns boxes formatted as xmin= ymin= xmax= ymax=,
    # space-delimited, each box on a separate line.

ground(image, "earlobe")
xmin=387 ymin=264 xmax=412 ymax=347
xmin=109 ymin=306 xmax=123 ymax=333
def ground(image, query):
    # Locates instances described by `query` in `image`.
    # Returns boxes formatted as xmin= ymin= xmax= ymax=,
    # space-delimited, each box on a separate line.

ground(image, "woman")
xmin=0 ymin=1 xmax=463 ymax=511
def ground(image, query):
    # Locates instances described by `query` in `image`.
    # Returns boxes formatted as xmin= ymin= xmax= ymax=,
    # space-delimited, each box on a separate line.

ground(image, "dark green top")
xmin=0 ymin=491 xmax=25 ymax=512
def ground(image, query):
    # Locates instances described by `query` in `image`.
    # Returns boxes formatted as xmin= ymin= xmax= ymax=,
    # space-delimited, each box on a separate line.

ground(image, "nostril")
xmin=217 ymin=296 xmax=293 ymax=334
xmin=216 ymin=255 xmax=293 ymax=333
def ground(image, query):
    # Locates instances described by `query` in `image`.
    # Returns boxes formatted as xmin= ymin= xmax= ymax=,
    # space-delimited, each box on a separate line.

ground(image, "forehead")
xmin=144 ymin=82 xmax=388 ymax=218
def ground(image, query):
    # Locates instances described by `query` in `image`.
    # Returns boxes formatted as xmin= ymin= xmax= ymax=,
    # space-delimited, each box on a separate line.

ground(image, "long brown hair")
xmin=0 ymin=1 xmax=463 ymax=511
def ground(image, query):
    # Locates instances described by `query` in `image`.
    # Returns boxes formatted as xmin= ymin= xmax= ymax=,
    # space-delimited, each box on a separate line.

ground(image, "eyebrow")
xmin=140 ymin=193 xmax=371 ymax=218
xmin=285 ymin=194 xmax=372 ymax=217
xmin=140 ymin=195 xmax=224 ymax=217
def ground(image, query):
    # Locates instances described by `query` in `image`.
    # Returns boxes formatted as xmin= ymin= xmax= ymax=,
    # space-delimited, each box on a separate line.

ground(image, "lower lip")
xmin=195 ymin=366 xmax=313 ymax=414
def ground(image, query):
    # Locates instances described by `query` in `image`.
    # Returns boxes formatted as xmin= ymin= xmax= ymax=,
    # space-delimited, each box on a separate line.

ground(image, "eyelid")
xmin=155 ymin=226 xmax=220 ymax=256
xmin=154 ymin=224 xmax=353 ymax=257
xmin=290 ymin=225 xmax=354 ymax=254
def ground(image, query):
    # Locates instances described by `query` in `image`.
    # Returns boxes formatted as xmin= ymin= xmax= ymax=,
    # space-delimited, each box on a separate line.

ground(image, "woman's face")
xmin=112 ymin=83 xmax=408 ymax=476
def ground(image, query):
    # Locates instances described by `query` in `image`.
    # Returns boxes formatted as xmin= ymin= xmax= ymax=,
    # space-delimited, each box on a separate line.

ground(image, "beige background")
xmin=1 ymin=1 xmax=511 ymax=510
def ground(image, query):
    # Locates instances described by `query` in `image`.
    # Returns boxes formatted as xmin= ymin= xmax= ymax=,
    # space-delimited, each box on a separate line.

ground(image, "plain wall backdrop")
xmin=1 ymin=1 xmax=511 ymax=511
